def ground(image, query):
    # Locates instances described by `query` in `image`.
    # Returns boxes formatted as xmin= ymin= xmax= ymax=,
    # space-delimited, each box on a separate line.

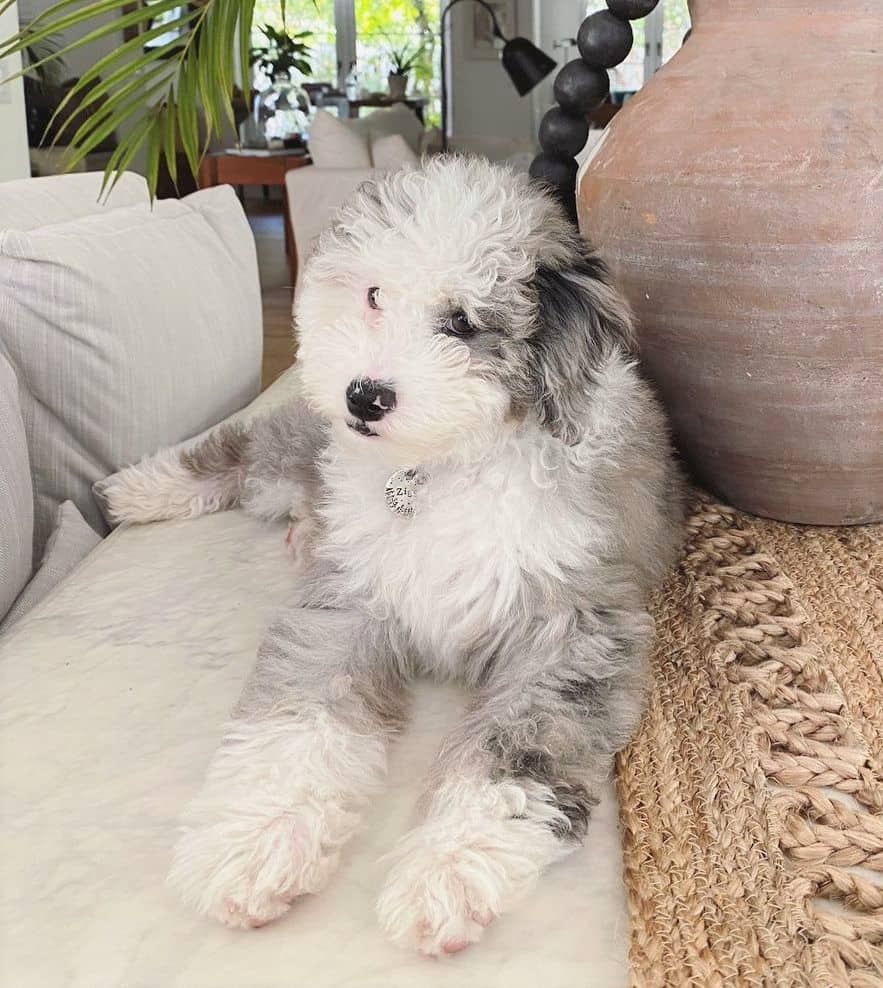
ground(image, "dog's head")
xmin=296 ymin=156 xmax=634 ymax=462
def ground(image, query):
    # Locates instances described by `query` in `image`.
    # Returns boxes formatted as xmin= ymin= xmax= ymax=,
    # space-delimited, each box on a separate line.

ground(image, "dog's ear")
xmin=527 ymin=252 xmax=634 ymax=445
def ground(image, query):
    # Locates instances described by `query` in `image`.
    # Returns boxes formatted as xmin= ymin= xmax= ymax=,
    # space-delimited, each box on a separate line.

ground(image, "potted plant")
xmin=385 ymin=42 xmax=423 ymax=100
xmin=249 ymin=24 xmax=312 ymax=83
xmin=248 ymin=24 xmax=313 ymax=149
xmin=0 ymin=0 xmax=316 ymax=196
xmin=18 ymin=23 xmax=123 ymax=176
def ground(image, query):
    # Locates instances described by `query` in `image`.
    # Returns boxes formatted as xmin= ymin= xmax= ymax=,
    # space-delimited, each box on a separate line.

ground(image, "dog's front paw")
xmin=94 ymin=448 xmax=214 ymax=525
xmin=172 ymin=717 xmax=385 ymax=929
xmin=168 ymin=794 xmax=355 ymax=929
xmin=377 ymin=831 xmax=501 ymax=955
xmin=377 ymin=782 xmax=569 ymax=956
xmin=92 ymin=463 xmax=153 ymax=525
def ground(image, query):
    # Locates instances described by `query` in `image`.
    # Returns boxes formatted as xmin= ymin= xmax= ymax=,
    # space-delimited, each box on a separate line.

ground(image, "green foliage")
xmin=353 ymin=0 xmax=438 ymax=122
xmin=0 ymin=0 xmax=257 ymax=197
xmin=252 ymin=0 xmax=335 ymax=80
xmin=250 ymin=23 xmax=312 ymax=79
xmin=385 ymin=39 xmax=423 ymax=76
xmin=0 ymin=0 xmax=448 ymax=194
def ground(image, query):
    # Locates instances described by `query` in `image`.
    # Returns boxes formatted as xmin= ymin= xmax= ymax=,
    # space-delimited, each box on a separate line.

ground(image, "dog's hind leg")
xmin=168 ymin=608 xmax=409 ymax=930
xmin=377 ymin=600 xmax=652 ymax=956
xmin=94 ymin=397 xmax=326 ymax=526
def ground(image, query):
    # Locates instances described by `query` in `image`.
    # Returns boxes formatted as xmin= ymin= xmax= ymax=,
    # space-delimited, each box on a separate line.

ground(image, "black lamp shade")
xmin=501 ymin=37 xmax=557 ymax=97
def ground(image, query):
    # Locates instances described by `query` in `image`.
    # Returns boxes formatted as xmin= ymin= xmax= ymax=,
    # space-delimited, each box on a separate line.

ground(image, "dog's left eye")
xmin=441 ymin=311 xmax=475 ymax=338
xmin=367 ymin=286 xmax=381 ymax=310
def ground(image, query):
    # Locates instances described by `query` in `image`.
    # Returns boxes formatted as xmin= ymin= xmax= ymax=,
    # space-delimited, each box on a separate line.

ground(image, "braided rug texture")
xmin=618 ymin=498 xmax=883 ymax=986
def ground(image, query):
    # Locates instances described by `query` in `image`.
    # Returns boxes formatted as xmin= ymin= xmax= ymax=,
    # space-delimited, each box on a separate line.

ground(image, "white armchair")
xmin=285 ymin=104 xmax=441 ymax=295
xmin=285 ymin=165 xmax=377 ymax=296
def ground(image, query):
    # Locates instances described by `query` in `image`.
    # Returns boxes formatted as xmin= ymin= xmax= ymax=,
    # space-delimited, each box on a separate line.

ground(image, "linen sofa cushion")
xmin=0 ymin=185 xmax=262 ymax=556
xmin=370 ymin=133 xmax=420 ymax=171
xmin=0 ymin=507 xmax=628 ymax=987
xmin=1 ymin=500 xmax=100 ymax=630
xmin=362 ymin=103 xmax=422 ymax=154
xmin=0 ymin=171 xmax=148 ymax=232
xmin=0 ymin=350 xmax=33 ymax=622
xmin=308 ymin=105 xmax=423 ymax=168
xmin=308 ymin=110 xmax=374 ymax=168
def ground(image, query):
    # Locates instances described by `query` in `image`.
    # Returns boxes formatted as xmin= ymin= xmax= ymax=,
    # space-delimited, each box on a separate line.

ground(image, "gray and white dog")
xmin=100 ymin=156 xmax=684 ymax=956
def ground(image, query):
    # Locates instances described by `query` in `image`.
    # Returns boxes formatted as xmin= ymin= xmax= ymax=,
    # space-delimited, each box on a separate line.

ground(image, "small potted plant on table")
xmin=249 ymin=24 xmax=313 ymax=148
xmin=385 ymin=42 xmax=423 ymax=100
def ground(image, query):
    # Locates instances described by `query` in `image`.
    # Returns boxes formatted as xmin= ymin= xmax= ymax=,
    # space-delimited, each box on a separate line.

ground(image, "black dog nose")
xmin=345 ymin=378 xmax=397 ymax=421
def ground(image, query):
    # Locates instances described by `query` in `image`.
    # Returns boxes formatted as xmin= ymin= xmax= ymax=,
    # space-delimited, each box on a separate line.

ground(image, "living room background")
xmin=0 ymin=0 xmax=692 ymax=181
xmin=250 ymin=0 xmax=441 ymax=123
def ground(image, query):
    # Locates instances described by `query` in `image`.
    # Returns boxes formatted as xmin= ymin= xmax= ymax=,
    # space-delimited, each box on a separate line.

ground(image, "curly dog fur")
xmin=98 ymin=156 xmax=684 ymax=956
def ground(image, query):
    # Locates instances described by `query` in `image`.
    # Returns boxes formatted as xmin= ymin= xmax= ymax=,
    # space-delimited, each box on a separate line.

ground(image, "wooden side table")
xmin=343 ymin=96 xmax=428 ymax=124
xmin=198 ymin=151 xmax=312 ymax=288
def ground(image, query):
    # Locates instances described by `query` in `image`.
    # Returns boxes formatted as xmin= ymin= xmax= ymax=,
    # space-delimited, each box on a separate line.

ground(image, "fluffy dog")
xmin=98 ymin=156 xmax=684 ymax=956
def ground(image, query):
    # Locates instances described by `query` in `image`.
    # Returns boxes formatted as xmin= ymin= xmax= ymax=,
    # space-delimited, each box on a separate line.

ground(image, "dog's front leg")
xmin=96 ymin=398 xmax=326 ymax=526
xmin=377 ymin=603 xmax=652 ymax=956
xmin=168 ymin=608 xmax=408 ymax=929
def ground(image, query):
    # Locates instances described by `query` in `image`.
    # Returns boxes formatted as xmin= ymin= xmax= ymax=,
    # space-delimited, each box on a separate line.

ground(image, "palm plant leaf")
xmin=0 ymin=0 xmax=313 ymax=198
xmin=47 ymin=16 xmax=198 ymax=144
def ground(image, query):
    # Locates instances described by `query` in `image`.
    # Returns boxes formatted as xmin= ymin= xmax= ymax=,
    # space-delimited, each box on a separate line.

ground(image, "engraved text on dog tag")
xmin=384 ymin=468 xmax=426 ymax=517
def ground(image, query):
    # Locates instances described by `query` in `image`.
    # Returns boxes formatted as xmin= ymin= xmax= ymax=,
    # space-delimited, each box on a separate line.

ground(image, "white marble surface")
xmin=0 ymin=511 xmax=629 ymax=988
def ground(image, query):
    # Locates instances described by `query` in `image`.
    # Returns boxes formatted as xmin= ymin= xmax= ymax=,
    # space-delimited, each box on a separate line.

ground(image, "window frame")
xmin=643 ymin=3 xmax=664 ymax=79
xmin=333 ymin=0 xmax=357 ymax=89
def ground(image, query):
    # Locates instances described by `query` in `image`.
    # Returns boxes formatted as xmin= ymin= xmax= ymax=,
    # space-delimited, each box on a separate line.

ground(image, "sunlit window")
xmin=584 ymin=0 xmax=690 ymax=94
xmin=662 ymin=0 xmax=691 ymax=63
xmin=355 ymin=0 xmax=440 ymax=123
xmin=584 ymin=0 xmax=645 ymax=94
xmin=251 ymin=0 xmax=337 ymax=87
xmin=249 ymin=0 xmax=441 ymax=124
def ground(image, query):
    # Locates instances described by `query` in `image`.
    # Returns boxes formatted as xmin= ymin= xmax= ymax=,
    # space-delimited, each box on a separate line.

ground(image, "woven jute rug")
xmin=619 ymin=496 xmax=883 ymax=987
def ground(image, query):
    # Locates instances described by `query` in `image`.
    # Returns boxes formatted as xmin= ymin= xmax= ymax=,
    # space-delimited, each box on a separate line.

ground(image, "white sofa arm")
xmin=285 ymin=166 xmax=378 ymax=295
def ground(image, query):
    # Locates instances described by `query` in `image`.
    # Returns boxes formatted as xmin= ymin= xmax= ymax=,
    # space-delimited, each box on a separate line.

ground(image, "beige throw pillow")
xmin=308 ymin=105 xmax=424 ymax=168
xmin=361 ymin=103 xmax=422 ymax=154
xmin=308 ymin=110 xmax=373 ymax=168
xmin=370 ymin=133 xmax=420 ymax=170
xmin=1 ymin=500 xmax=100 ymax=630
xmin=0 ymin=185 xmax=262 ymax=555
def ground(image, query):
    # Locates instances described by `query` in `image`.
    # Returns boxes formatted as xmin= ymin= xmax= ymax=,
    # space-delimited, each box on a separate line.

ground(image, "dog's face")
xmin=296 ymin=156 xmax=633 ymax=463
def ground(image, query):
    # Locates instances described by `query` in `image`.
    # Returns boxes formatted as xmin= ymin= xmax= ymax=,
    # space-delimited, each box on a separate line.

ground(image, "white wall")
xmin=448 ymin=0 xmax=540 ymax=160
xmin=16 ymin=0 xmax=147 ymax=175
xmin=0 ymin=2 xmax=30 ymax=182
xmin=532 ymin=0 xmax=585 ymax=124
xmin=18 ymin=0 xmax=122 ymax=82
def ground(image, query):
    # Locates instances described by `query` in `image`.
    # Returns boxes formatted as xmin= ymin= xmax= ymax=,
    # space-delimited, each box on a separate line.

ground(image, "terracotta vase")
xmin=577 ymin=0 xmax=882 ymax=525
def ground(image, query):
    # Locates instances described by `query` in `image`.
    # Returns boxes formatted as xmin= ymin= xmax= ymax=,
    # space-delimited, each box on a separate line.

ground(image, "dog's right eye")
xmin=441 ymin=311 xmax=475 ymax=338
xmin=367 ymin=286 xmax=381 ymax=310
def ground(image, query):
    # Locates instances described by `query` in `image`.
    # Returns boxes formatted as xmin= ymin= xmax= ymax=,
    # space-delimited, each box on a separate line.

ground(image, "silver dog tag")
xmin=384 ymin=468 xmax=426 ymax=517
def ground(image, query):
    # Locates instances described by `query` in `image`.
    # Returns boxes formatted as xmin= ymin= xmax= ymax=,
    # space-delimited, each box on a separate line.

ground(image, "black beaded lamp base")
xmin=530 ymin=0 xmax=661 ymax=219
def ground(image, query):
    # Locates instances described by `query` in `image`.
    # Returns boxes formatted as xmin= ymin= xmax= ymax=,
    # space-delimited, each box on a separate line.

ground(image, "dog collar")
xmin=384 ymin=467 xmax=427 ymax=517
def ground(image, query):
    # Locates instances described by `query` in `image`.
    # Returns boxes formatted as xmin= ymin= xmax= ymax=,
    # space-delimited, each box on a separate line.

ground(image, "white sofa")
xmin=286 ymin=165 xmax=376 ymax=295
xmin=0 ymin=172 xmax=629 ymax=987
xmin=286 ymin=104 xmax=436 ymax=295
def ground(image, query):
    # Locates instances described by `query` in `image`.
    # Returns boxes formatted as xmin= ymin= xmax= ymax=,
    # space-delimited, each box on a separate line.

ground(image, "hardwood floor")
xmin=261 ymin=285 xmax=296 ymax=391
xmin=246 ymin=200 xmax=297 ymax=391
